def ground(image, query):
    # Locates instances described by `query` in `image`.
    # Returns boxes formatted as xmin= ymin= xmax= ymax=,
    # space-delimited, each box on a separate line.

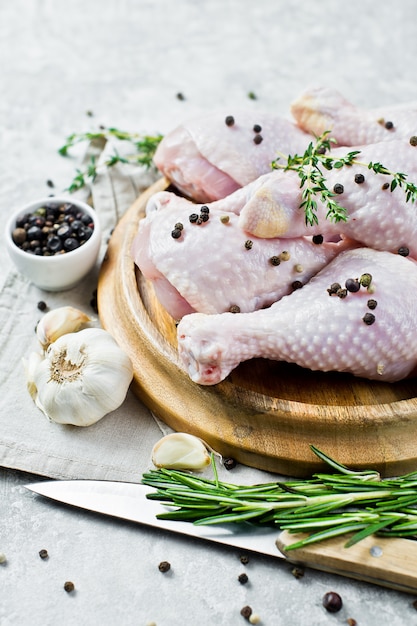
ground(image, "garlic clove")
xmin=36 ymin=306 xmax=92 ymax=349
xmin=152 ymin=433 xmax=212 ymax=470
xmin=22 ymin=351 xmax=44 ymax=401
xmin=31 ymin=328 xmax=133 ymax=427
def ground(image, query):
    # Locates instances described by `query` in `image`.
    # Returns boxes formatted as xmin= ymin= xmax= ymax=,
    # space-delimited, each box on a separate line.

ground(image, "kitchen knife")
xmin=26 ymin=479 xmax=417 ymax=594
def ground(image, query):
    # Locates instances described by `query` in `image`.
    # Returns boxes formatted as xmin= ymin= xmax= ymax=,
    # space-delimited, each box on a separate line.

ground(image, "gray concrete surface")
xmin=2 ymin=1 xmax=417 ymax=624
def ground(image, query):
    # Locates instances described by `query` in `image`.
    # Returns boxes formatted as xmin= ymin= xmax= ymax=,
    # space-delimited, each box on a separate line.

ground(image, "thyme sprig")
xmin=142 ymin=445 xmax=417 ymax=550
xmin=59 ymin=127 xmax=163 ymax=192
xmin=271 ymin=131 xmax=417 ymax=227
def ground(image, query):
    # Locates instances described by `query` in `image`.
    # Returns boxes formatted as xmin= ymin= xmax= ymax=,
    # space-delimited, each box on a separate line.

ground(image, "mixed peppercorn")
xmin=12 ymin=202 xmax=94 ymax=256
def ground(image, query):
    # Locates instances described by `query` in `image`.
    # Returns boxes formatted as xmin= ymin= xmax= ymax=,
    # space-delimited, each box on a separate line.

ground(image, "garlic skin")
xmin=152 ymin=433 xmax=211 ymax=470
xmin=31 ymin=328 xmax=133 ymax=426
xmin=22 ymin=351 xmax=44 ymax=401
xmin=36 ymin=306 xmax=91 ymax=350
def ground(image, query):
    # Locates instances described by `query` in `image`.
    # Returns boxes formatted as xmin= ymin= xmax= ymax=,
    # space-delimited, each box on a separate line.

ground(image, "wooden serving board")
xmin=98 ymin=177 xmax=417 ymax=477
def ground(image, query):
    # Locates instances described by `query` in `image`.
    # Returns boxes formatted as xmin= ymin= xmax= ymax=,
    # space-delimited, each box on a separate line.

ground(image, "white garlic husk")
xmin=22 ymin=351 xmax=45 ymax=401
xmin=152 ymin=433 xmax=212 ymax=470
xmin=30 ymin=328 xmax=133 ymax=426
xmin=36 ymin=306 xmax=92 ymax=350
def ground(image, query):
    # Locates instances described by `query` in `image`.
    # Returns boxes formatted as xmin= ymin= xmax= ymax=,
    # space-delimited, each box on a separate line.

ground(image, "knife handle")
xmin=276 ymin=531 xmax=417 ymax=594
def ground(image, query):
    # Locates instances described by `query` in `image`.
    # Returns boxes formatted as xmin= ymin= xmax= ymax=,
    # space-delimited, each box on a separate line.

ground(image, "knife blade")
xmin=26 ymin=479 xmax=417 ymax=594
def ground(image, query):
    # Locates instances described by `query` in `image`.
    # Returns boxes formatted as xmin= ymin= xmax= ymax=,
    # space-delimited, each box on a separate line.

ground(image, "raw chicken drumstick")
xmin=132 ymin=191 xmax=353 ymax=319
xmin=215 ymin=139 xmax=417 ymax=259
xmin=177 ymin=248 xmax=417 ymax=385
xmin=154 ymin=109 xmax=311 ymax=202
xmin=291 ymin=86 xmax=417 ymax=146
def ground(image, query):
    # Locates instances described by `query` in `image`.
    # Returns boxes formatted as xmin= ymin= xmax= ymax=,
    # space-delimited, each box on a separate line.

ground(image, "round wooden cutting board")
xmin=98 ymin=177 xmax=417 ymax=477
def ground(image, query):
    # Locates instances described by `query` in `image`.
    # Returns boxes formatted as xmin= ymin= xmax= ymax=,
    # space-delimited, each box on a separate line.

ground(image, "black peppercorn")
xmin=189 ymin=213 xmax=199 ymax=223
xmin=253 ymin=124 xmax=262 ymax=133
xmin=333 ymin=183 xmax=344 ymax=194
xmin=245 ymin=240 xmax=253 ymax=250
xmin=322 ymin=591 xmax=343 ymax=613
xmin=64 ymin=581 xmax=75 ymax=593
xmin=398 ymin=246 xmax=410 ymax=257
xmin=312 ymin=234 xmax=324 ymax=244
xmin=39 ymin=549 xmax=48 ymax=559
xmin=367 ymin=299 xmax=377 ymax=310
xmin=410 ymin=136 xmax=417 ymax=146
xmin=269 ymin=255 xmax=281 ymax=266
xmin=345 ymin=278 xmax=360 ymax=292
xmin=240 ymin=554 xmax=250 ymax=565
xmin=291 ymin=280 xmax=303 ymax=290
xmin=327 ymin=282 xmax=341 ymax=296
xmin=158 ymin=561 xmax=171 ymax=573
xmin=223 ymin=457 xmax=237 ymax=469
xmin=240 ymin=605 xmax=252 ymax=619
xmin=253 ymin=134 xmax=263 ymax=145
xmin=225 ymin=115 xmax=235 ymax=127
xmin=354 ymin=173 xmax=365 ymax=184
xmin=385 ymin=120 xmax=394 ymax=130
xmin=171 ymin=228 xmax=182 ymax=239
xmin=37 ymin=301 xmax=48 ymax=312
xmin=363 ymin=312 xmax=376 ymax=325
xmin=238 ymin=573 xmax=249 ymax=584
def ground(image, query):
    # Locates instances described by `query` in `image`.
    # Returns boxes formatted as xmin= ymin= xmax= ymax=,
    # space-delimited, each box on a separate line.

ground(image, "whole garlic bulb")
xmin=30 ymin=328 xmax=133 ymax=426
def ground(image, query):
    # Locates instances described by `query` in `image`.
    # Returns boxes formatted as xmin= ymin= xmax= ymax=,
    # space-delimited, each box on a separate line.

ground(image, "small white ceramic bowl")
xmin=5 ymin=196 xmax=101 ymax=291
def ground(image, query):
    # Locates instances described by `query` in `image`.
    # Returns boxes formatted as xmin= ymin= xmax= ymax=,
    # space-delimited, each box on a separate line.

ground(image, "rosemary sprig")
xmin=59 ymin=127 xmax=163 ymax=192
xmin=141 ymin=446 xmax=417 ymax=550
xmin=271 ymin=131 xmax=417 ymax=227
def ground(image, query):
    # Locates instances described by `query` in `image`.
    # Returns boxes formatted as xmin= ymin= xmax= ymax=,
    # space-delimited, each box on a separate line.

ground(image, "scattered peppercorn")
xmin=37 ymin=300 xmax=48 ymax=312
xmin=269 ymin=256 xmax=281 ymax=266
xmin=410 ymin=136 xmax=417 ymax=146
xmin=337 ymin=288 xmax=348 ymax=299
xmin=223 ymin=457 xmax=237 ymax=469
xmin=220 ymin=215 xmax=230 ymax=224
xmin=171 ymin=228 xmax=182 ymax=239
xmin=240 ymin=554 xmax=250 ymax=565
xmin=240 ymin=605 xmax=253 ymax=619
xmin=367 ymin=299 xmax=377 ymax=310
xmin=322 ymin=591 xmax=343 ymax=613
xmin=225 ymin=115 xmax=235 ymax=127
xmin=238 ymin=573 xmax=249 ymax=584
xmin=200 ymin=206 xmax=209 ymax=214
xmin=381 ymin=182 xmax=389 ymax=190
xmin=385 ymin=120 xmax=394 ymax=130
xmin=245 ymin=240 xmax=253 ymax=250
xmin=279 ymin=251 xmax=290 ymax=261
xmin=312 ymin=234 xmax=324 ymax=244
xmin=249 ymin=615 xmax=261 ymax=625
xmin=363 ymin=312 xmax=376 ymax=325
xmin=64 ymin=581 xmax=75 ymax=593
xmin=347 ymin=619 xmax=357 ymax=626
xmin=291 ymin=566 xmax=305 ymax=579
xmin=291 ymin=280 xmax=303 ymax=291
xmin=0 ymin=553 xmax=6 ymax=564
xmin=158 ymin=561 xmax=171 ymax=573
xmin=46 ymin=179 xmax=54 ymax=188
xmin=294 ymin=264 xmax=303 ymax=273
xmin=176 ymin=92 xmax=185 ymax=101
xmin=39 ymin=549 xmax=48 ymax=559
xmin=354 ymin=173 xmax=365 ymax=184
xmin=253 ymin=134 xmax=263 ymax=145
xmin=359 ymin=272 xmax=372 ymax=288
xmin=174 ymin=222 xmax=184 ymax=231
xmin=253 ymin=124 xmax=262 ymax=133
xmin=398 ymin=246 xmax=410 ymax=257
xmin=189 ymin=213 xmax=199 ymax=223
xmin=247 ymin=91 xmax=257 ymax=100
xmin=229 ymin=305 xmax=241 ymax=314
xmin=345 ymin=278 xmax=360 ymax=293
xmin=333 ymin=183 xmax=344 ymax=194
xmin=327 ymin=282 xmax=341 ymax=296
